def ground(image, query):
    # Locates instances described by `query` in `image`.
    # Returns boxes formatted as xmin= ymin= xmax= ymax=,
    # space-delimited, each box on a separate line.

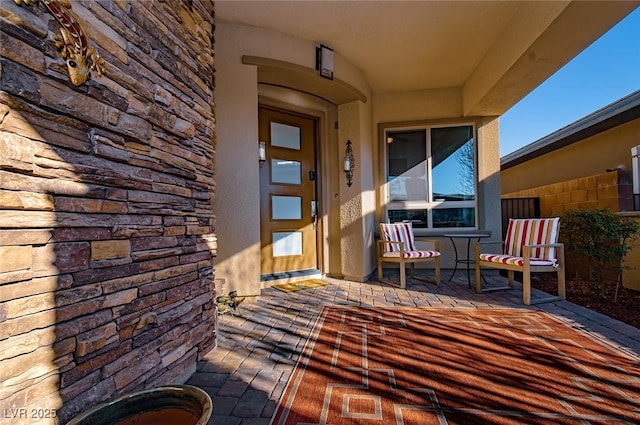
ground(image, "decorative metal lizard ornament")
xmin=14 ymin=0 xmax=105 ymax=86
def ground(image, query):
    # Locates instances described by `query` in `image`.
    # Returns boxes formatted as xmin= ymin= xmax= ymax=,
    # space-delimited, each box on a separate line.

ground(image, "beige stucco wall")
xmin=372 ymin=93 xmax=504 ymax=269
xmin=214 ymin=23 xmax=262 ymax=296
xmin=215 ymin=20 xmax=505 ymax=290
xmin=339 ymin=101 xmax=376 ymax=280
xmin=501 ymin=119 xmax=640 ymax=194
xmin=214 ymin=22 xmax=374 ymax=293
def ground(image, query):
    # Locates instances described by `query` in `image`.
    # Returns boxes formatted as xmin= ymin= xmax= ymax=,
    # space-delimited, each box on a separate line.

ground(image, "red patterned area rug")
xmin=270 ymin=307 xmax=639 ymax=425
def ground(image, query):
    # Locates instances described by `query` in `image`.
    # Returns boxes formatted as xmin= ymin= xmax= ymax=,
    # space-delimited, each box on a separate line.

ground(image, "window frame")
xmin=380 ymin=121 xmax=479 ymax=233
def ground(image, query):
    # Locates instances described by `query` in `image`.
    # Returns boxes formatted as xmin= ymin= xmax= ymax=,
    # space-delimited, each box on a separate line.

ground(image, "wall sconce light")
xmin=258 ymin=141 xmax=266 ymax=165
xmin=344 ymin=140 xmax=354 ymax=187
xmin=315 ymin=44 xmax=334 ymax=80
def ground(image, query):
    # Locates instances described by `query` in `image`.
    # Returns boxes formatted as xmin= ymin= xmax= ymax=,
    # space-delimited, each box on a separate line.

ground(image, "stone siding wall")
xmin=502 ymin=170 xmax=634 ymax=216
xmin=0 ymin=1 xmax=216 ymax=423
xmin=503 ymin=170 xmax=638 ymax=286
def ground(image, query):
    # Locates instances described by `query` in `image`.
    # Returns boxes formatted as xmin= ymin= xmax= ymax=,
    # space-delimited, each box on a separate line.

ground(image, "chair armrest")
xmin=522 ymin=243 xmax=564 ymax=263
xmin=475 ymin=240 xmax=504 ymax=246
xmin=474 ymin=240 xmax=504 ymax=254
xmin=524 ymin=243 xmax=563 ymax=249
xmin=414 ymin=238 xmax=439 ymax=251
xmin=377 ymin=239 xmax=406 ymax=254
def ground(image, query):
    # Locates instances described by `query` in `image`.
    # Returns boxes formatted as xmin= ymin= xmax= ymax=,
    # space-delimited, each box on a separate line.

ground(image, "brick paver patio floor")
xmin=186 ymin=272 xmax=640 ymax=425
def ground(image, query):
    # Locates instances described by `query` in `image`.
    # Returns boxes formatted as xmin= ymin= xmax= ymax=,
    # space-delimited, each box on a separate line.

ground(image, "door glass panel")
xmin=271 ymin=159 xmax=301 ymax=184
xmin=272 ymin=196 xmax=302 ymax=220
xmin=273 ymin=232 xmax=303 ymax=257
xmin=271 ymin=122 xmax=301 ymax=150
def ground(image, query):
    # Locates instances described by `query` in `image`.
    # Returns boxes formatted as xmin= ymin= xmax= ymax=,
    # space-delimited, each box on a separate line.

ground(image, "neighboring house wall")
xmin=501 ymin=97 xmax=640 ymax=290
xmin=501 ymin=118 xmax=640 ymax=195
xmin=503 ymin=171 xmax=639 ymax=289
xmin=503 ymin=170 xmax=634 ymax=216
xmin=0 ymin=1 xmax=216 ymax=423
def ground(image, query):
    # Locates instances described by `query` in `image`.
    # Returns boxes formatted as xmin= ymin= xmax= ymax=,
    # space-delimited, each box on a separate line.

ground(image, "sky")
xmin=499 ymin=7 xmax=640 ymax=158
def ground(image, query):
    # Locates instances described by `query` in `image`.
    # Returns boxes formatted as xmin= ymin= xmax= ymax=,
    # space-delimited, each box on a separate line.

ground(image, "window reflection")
xmin=388 ymin=210 xmax=428 ymax=228
xmin=387 ymin=130 xmax=427 ymax=201
xmin=433 ymin=208 xmax=475 ymax=228
xmin=385 ymin=124 xmax=476 ymax=229
xmin=431 ymin=126 xmax=475 ymax=201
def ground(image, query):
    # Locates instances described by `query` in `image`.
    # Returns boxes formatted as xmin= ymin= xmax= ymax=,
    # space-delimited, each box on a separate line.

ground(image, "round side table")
xmin=443 ymin=233 xmax=490 ymax=288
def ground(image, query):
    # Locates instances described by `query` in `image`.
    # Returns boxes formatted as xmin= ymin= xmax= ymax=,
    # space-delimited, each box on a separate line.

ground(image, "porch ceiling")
xmin=216 ymin=1 xmax=638 ymax=116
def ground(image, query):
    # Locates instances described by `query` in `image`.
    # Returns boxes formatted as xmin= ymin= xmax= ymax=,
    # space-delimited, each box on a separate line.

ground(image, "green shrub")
xmin=560 ymin=209 xmax=639 ymax=300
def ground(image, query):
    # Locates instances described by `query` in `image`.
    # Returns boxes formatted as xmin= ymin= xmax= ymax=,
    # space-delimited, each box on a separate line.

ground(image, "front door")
xmin=259 ymin=106 xmax=318 ymax=278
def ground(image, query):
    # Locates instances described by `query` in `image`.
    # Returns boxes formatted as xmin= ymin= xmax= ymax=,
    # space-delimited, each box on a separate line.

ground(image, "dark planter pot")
xmin=66 ymin=385 xmax=212 ymax=425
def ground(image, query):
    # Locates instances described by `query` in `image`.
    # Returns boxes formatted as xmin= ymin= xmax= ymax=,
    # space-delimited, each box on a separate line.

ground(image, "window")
xmin=384 ymin=124 xmax=476 ymax=230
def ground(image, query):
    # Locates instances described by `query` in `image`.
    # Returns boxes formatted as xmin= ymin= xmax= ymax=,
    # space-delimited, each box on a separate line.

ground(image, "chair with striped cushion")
xmin=474 ymin=217 xmax=565 ymax=305
xmin=378 ymin=222 xmax=441 ymax=288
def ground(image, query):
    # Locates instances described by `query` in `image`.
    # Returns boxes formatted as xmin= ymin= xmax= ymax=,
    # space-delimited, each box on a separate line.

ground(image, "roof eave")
xmin=501 ymin=90 xmax=640 ymax=170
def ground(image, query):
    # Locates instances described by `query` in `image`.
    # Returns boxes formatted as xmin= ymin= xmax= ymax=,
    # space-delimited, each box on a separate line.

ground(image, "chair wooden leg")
xmin=475 ymin=262 xmax=482 ymax=293
xmin=399 ymin=263 xmax=406 ymax=289
xmin=408 ymin=261 xmax=440 ymax=285
xmin=557 ymin=268 xmax=566 ymax=299
xmin=557 ymin=247 xmax=566 ymax=300
xmin=508 ymin=271 xmax=514 ymax=287
xmin=522 ymin=267 xmax=531 ymax=305
xmin=377 ymin=262 xmax=403 ymax=288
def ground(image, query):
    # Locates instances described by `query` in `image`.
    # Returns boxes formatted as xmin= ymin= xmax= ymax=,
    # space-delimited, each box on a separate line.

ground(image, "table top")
xmin=443 ymin=233 xmax=491 ymax=238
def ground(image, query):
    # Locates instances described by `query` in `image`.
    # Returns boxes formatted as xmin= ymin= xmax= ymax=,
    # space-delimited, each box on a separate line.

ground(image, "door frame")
xmin=258 ymin=103 xmax=324 ymax=282
xmin=257 ymin=86 xmax=341 ymax=283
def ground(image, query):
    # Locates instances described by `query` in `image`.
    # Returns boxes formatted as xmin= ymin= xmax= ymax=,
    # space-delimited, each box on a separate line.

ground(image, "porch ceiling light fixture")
xmin=259 ymin=141 xmax=266 ymax=165
xmin=316 ymin=44 xmax=334 ymax=80
xmin=344 ymin=140 xmax=354 ymax=187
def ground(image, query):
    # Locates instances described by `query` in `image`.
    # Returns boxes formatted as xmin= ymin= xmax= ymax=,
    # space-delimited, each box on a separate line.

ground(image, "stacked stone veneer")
xmin=503 ymin=170 xmax=638 ymax=284
xmin=502 ymin=170 xmax=634 ymax=216
xmin=0 ymin=1 xmax=216 ymax=423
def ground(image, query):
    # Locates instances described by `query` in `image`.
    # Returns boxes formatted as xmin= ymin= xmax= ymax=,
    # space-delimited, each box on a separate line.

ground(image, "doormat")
xmin=271 ymin=279 xmax=329 ymax=293
xmin=271 ymin=307 xmax=639 ymax=424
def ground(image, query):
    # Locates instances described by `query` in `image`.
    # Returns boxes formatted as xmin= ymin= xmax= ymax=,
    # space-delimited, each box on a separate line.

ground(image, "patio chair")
xmin=474 ymin=217 xmax=565 ymax=305
xmin=377 ymin=222 xmax=441 ymax=288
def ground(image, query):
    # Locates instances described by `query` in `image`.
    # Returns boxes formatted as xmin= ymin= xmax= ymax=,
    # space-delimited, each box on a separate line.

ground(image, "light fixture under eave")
xmin=316 ymin=44 xmax=334 ymax=80
xmin=344 ymin=140 xmax=354 ymax=187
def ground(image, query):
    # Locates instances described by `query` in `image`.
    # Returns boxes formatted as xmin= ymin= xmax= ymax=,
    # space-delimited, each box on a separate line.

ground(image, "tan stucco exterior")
xmin=214 ymin=21 xmax=506 ymax=294
xmin=213 ymin=3 xmax=639 ymax=295
xmin=502 ymin=119 xmax=640 ymax=195
xmin=501 ymin=107 xmax=640 ymax=290
xmin=214 ymin=22 xmax=374 ymax=294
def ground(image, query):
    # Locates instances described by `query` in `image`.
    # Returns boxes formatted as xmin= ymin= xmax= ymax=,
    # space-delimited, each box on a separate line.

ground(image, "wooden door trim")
xmin=258 ymin=106 xmax=321 ymax=278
